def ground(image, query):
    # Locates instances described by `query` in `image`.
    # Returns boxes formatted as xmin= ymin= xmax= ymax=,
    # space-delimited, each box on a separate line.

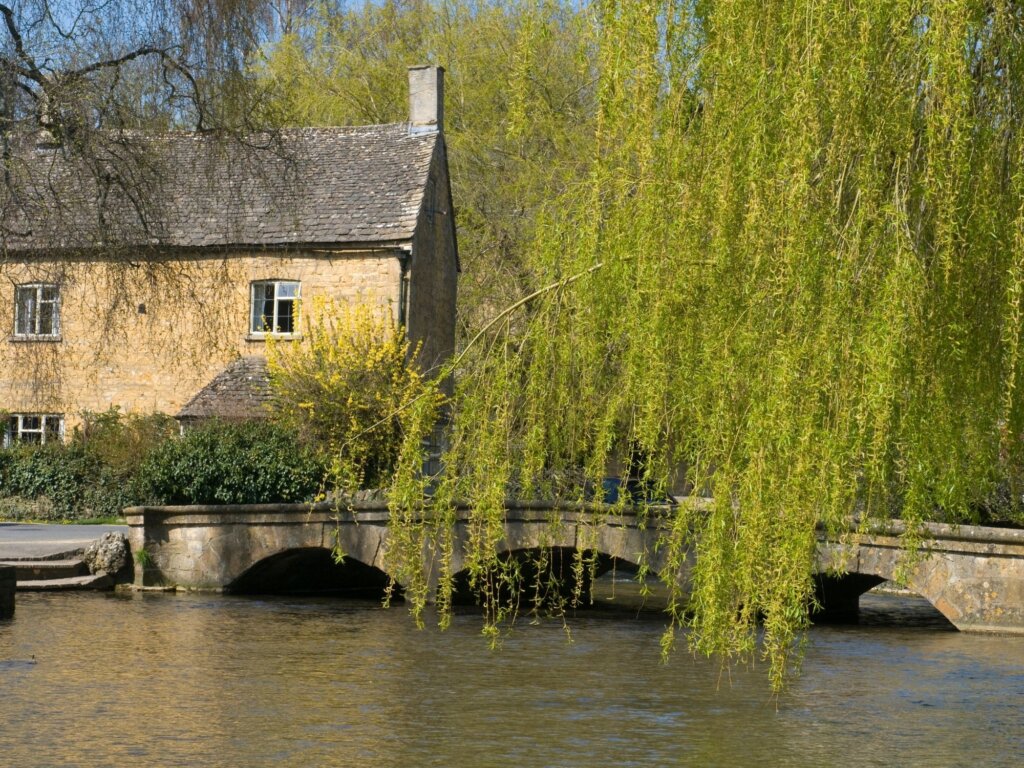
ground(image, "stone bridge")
xmin=124 ymin=502 xmax=1024 ymax=633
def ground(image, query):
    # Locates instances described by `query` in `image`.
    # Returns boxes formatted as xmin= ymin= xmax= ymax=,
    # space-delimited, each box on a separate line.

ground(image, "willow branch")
xmin=336 ymin=259 xmax=621 ymax=453
xmin=70 ymin=46 xmax=178 ymax=79
xmin=449 ymin=259 xmax=612 ymax=371
xmin=0 ymin=4 xmax=44 ymax=85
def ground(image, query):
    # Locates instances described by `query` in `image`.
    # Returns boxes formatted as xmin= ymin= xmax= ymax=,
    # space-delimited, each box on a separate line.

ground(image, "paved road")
xmin=0 ymin=523 xmax=128 ymax=560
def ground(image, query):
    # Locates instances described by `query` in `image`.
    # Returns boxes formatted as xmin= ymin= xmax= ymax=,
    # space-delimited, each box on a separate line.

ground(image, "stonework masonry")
xmin=126 ymin=504 xmax=1024 ymax=635
xmin=0 ymin=249 xmax=403 ymax=431
xmin=409 ymin=140 xmax=459 ymax=378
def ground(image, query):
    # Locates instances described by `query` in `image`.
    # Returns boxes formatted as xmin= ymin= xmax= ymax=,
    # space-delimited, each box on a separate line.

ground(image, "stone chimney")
xmin=408 ymin=65 xmax=444 ymax=135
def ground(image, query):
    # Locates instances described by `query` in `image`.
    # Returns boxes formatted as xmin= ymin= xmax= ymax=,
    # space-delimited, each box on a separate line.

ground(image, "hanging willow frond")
xmin=387 ymin=0 xmax=1024 ymax=690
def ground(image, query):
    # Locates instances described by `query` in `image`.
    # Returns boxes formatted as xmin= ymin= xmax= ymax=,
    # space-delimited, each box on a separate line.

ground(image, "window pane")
xmin=39 ymin=285 xmax=59 ymax=335
xmin=20 ymin=431 xmax=41 ymax=445
xmin=277 ymin=299 xmax=294 ymax=333
xmin=277 ymin=282 xmax=299 ymax=299
xmin=261 ymin=297 xmax=276 ymax=331
xmin=21 ymin=416 xmax=41 ymax=431
xmin=15 ymin=287 xmax=33 ymax=335
xmin=44 ymin=417 xmax=61 ymax=442
xmin=251 ymin=283 xmax=278 ymax=333
xmin=250 ymin=286 xmax=262 ymax=332
xmin=38 ymin=301 xmax=55 ymax=335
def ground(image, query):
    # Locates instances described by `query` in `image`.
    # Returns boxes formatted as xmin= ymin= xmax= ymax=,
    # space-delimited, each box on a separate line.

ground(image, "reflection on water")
xmin=1 ymin=591 xmax=1022 ymax=767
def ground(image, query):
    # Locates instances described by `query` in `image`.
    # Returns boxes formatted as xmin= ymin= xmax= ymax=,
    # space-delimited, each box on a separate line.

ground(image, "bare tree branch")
xmin=69 ymin=45 xmax=174 ymax=80
xmin=0 ymin=4 xmax=43 ymax=84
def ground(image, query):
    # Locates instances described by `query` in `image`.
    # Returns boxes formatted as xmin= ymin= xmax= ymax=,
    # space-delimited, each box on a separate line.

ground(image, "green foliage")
xmin=377 ymin=0 xmax=1024 ymax=691
xmin=141 ymin=420 xmax=325 ymax=505
xmin=255 ymin=0 xmax=597 ymax=335
xmin=0 ymin=410 xmax=325 ymax=515
xmin=267 ymin=300 xmax=438 ymax=491
xmin=134 ymin=547 xmax=154 ymax=569
xmin=0 ymin=409 xmax=179 ymax=520
xmin=75 ymin=410 xmax=181 ymax=518
xmin=0 ymin=443 xmax=97 ymax=520
xmin=77 ymin=409 xmax=178 ymax=469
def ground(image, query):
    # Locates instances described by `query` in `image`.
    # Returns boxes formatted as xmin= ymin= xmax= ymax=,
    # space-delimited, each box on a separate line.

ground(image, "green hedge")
xmin=0 ymin=443 xmax=95 ymax=519
xmin=140 ymin=420 xmax=325 ymax=505
xmin=0 ymin=411 xmax=179 ymax=520
xmin=1 ymin=413 xmax=330 ymax=519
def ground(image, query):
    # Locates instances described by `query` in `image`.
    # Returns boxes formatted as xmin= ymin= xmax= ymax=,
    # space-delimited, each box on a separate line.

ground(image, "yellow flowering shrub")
xmin=266 ymin=299 xmax=432 ymax=491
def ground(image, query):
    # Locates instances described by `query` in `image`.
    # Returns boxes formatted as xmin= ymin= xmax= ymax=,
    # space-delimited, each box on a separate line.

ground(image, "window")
xmin=250 ymin=280 xmax=299 ymax=335
xmin=4 ymin=414 xmax=63 ymax=447
xmin=14 ymin=283 xmax=60 ymax=338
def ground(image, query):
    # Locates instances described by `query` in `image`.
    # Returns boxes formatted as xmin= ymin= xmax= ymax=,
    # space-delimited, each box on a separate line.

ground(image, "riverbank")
xmin=0 ymin=523 xmax=128 ymax=561
xmin=0 ymin=523 xmax=130 ymax=592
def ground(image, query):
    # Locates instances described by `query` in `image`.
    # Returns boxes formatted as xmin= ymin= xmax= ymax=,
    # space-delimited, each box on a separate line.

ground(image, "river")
xmin=1 ymin=590 xmax=1022 ymax=767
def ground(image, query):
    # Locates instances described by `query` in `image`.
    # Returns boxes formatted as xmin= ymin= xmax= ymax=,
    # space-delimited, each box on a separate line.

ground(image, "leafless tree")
xmin=0 ymin=1 xmax=320 ymax=243
xmin=0 ymin=1 xmax=318 ymax=139
xmin=0 ymin=1 xmax=316 ymax=357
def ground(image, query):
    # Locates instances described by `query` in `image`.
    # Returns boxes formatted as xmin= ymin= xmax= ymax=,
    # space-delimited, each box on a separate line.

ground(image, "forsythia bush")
xmin=267 ymin=300 xmax=437 ymax=491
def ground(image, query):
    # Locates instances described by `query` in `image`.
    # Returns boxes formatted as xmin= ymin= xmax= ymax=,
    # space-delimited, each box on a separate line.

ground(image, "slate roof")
xmin=0 ymin=124 xmax=438 ymax=253
xmin=177 ymin=356 xmax=272 ymax=422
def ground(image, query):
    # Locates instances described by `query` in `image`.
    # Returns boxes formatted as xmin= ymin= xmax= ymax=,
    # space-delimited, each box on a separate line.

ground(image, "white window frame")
xmin=4 ymin=414 xmax=64 ymax=447
xmin=14 ymin=283 xmax=61 ymax=338
xmin=250 ymin=280 xmax=300 ymax=336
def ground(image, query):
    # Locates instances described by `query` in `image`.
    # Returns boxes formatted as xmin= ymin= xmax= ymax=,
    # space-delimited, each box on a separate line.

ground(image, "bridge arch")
xmin=446 ymin=545 xmax=644 ymax=607
xmin=815 ymin=542 xmax=962 ymax=627
xmin=227 ymin=546 xmax=397 ymax=598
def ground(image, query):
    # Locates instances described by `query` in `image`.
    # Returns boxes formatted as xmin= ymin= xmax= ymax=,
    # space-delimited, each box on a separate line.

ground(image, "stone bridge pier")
xmin=0 ymin=564 xmax=14 ymax=617
xmin=125 ymin=503 xmax=1024 ymax=634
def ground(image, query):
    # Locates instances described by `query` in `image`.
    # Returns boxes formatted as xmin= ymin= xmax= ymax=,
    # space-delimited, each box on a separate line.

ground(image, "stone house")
xmin=0 ymin=66 xmax=457 ymax=443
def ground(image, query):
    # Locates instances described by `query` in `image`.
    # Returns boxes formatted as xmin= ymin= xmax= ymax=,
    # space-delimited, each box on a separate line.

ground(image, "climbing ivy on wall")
xmin=375 ymin=0 xmax=1024 ymax=689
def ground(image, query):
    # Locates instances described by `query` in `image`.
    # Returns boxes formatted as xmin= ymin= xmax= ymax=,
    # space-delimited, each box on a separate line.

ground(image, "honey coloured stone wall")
xmin=0 ymin=248 xmax=403 ymax=432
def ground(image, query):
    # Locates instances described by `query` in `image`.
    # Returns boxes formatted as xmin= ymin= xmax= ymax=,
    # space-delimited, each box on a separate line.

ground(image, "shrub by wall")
xmin=141 ymin=420 xmax=325 ymax=505
xmin=267 ymin=300 xmax=437 ymax=492
xmin=0 ymin=410 xmax=179 ymax=521
xmin=77 ymin=410 xmax=181 ymax=518
xmin=0 ymin=443 xmax=96 ymax=520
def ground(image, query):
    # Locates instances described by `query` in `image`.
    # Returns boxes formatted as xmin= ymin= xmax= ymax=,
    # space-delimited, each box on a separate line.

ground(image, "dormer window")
xmin=250 ymin=280 xmax=299 ymax=335
xmin=14 ymin=284 xmax=60 ymax=338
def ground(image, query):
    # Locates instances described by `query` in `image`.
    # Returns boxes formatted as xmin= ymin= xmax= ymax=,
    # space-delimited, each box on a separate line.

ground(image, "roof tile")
xmin=1 ymin=124 xmax=437 ymax=252
xmin=176 ymin=356 xmax=272 ymax=421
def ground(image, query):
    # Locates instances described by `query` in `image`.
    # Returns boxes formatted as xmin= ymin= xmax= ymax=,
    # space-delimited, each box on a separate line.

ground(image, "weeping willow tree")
xmin=379 ymin=0 xmax=1024 ymax=689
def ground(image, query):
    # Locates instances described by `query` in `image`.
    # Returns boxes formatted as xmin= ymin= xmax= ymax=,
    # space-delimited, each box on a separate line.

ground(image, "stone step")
xmin=16 ymin=573 xmax=113 ymax=591
xmin=0 ymin=559 xmax=89 ymax=582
